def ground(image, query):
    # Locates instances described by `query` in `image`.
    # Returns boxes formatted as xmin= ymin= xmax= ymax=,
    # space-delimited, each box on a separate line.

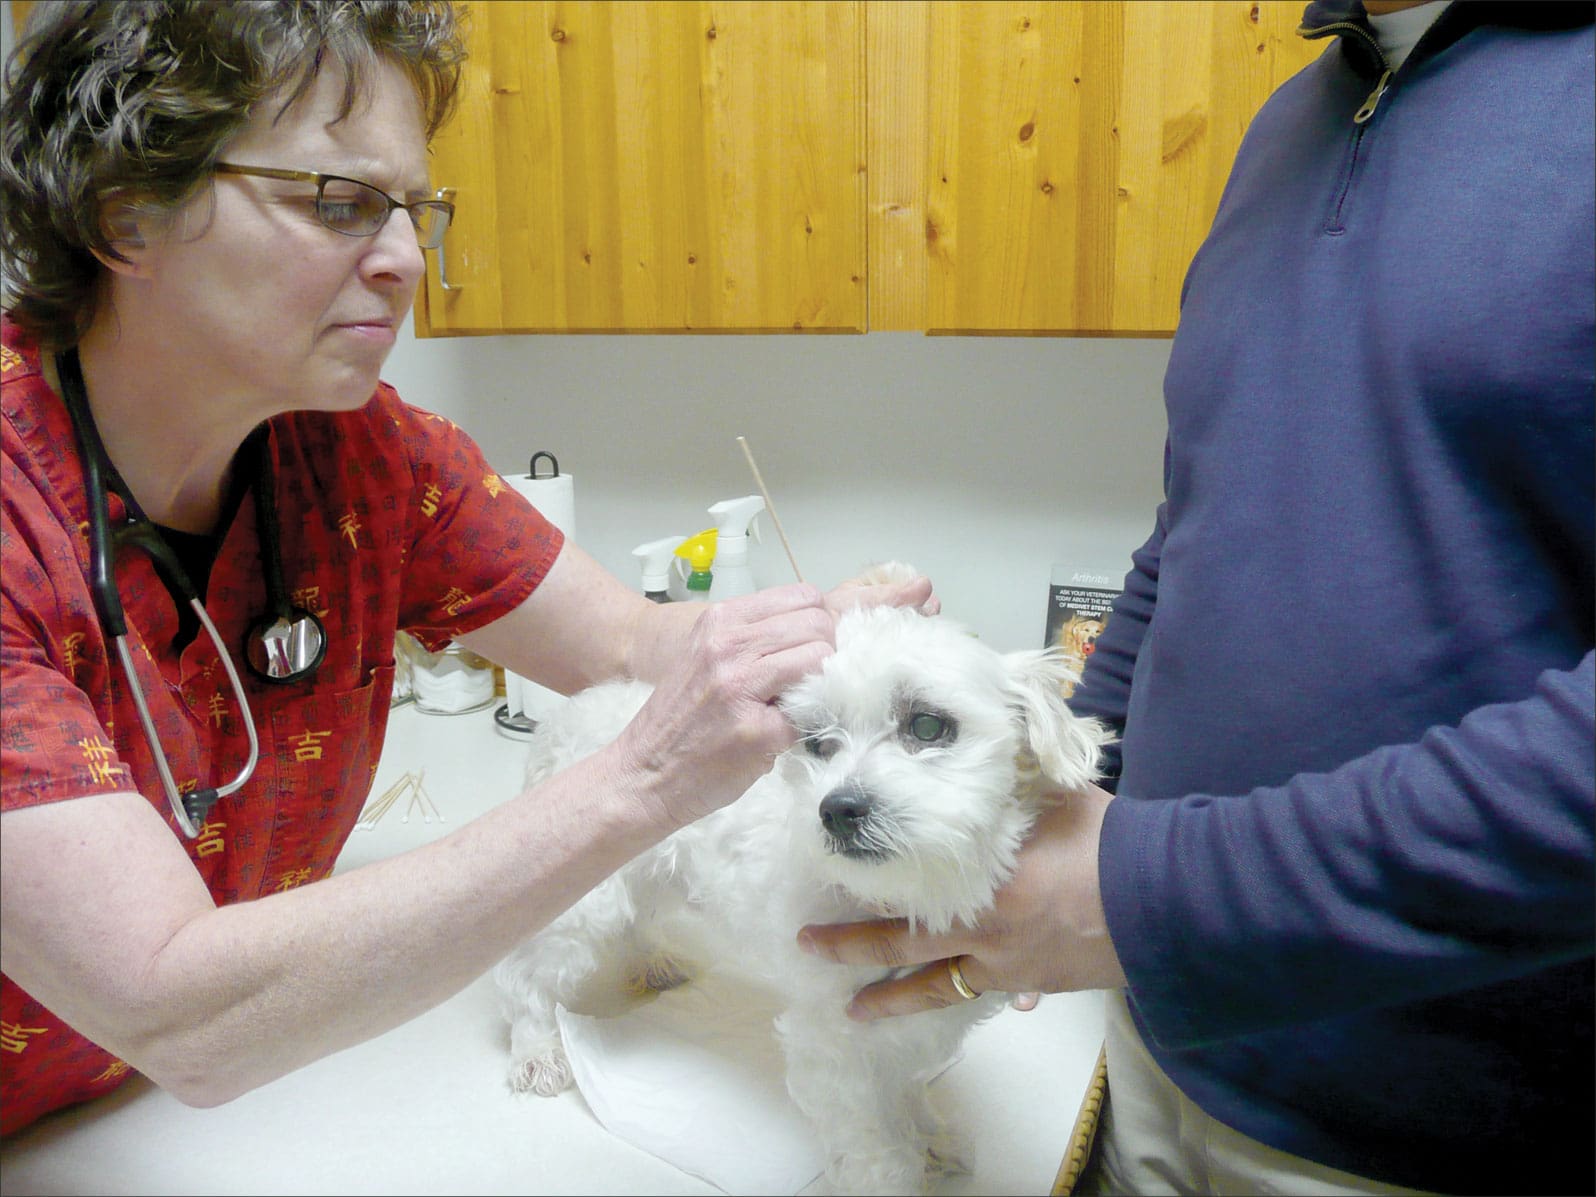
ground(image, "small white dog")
xmin=493 ymin=573 xmax=1110 ymax=1195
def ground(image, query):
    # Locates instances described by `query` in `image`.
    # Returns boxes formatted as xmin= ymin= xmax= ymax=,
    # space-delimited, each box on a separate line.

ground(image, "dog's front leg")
xmin=494 ymin=882 xmax=652 ymax=1097
xmin=494 ymin=927 xmax=592 ymax=1097
xmin=777 ymin=995 xmax=966 ymax=1196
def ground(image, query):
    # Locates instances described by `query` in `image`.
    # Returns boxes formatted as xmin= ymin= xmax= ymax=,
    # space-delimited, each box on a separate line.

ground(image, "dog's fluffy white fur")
xmin=493 ymin=569 xmax=1110 ymax=1195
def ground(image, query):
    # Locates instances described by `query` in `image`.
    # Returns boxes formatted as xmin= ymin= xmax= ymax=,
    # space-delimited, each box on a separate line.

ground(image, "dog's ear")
xmin=1001 ymin=648 xmax=1110 ymax=791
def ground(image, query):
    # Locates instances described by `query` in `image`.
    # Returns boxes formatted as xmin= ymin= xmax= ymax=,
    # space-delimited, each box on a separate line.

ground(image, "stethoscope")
xmin=57 ymin=348 xmax=328 ymax=838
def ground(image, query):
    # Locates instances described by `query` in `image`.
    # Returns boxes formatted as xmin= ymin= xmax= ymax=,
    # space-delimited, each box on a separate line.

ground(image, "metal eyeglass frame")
xmin=213 ymin=162 xmax=454 ymax=249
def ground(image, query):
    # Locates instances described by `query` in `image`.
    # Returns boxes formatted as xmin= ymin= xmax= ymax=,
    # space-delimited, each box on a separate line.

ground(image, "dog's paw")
xmin=827 ymin=1149 xmax=929 ymax=1196
xmin=925 ymin=1128 xmax=971 ymax=1179
xmin=632 ymin=954 xmax=692 ymax=994
xmin=507 ymin=1042 xmax=573 ymax=1097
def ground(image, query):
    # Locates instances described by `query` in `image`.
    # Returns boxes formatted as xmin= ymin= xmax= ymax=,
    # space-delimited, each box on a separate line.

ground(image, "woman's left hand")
xmin=822 ymin=565 xmax=940 ymax=620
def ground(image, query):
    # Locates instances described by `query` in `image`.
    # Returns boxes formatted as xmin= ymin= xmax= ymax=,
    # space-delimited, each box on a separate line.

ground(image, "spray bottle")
xmin=673 ymin=529 xmax=718 ymax=603
xmin=706 ymin=495 xmax=765 ymax=602
xmin=632 ymin=536 xmax=686 ymax=603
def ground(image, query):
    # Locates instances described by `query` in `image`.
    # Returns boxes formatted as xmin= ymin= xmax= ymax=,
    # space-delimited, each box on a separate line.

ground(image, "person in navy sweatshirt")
xmin=799 ymin=3 xmax=1594 ymax=1193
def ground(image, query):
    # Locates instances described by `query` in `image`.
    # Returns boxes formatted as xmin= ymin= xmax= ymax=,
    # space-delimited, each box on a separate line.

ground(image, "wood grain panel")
xmin=911 ymin=1 xmax=1324 ymax=335
xmin=865 ymin=0 xmax=928 ymax=332
xmin=422 ymin=1 xmax=865 ymax=334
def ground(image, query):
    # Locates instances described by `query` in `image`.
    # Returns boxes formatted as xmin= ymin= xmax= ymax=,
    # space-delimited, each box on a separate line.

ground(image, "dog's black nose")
xmin=819 ymin=788 xmax=871 ymax=841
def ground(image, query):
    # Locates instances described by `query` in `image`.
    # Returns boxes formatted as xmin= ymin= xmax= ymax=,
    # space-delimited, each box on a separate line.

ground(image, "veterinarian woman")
xmin=800 ymin=3 xmax=1595 ymax=1194
xmin=0 ymin=1 xmax=932 ymax=1136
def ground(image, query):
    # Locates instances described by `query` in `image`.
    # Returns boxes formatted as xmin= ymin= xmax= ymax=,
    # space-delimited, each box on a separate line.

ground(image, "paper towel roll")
xmin=503 ymin=453 xmax=575 ymax=724
xmin=507 ymin=452 xmax=575 ymax=543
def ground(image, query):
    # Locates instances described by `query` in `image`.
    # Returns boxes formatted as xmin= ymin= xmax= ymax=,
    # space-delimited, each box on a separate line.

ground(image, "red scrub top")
xmin=0 ymin=316 xmax=563 ymax=1134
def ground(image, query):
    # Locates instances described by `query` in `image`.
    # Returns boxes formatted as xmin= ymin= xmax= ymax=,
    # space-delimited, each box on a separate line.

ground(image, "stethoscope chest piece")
xmin=246 ymin=608 xmax=328 ymax=684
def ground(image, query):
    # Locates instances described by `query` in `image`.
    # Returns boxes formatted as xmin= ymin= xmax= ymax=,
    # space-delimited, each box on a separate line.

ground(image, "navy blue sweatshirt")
xmin=1073 ymin=3 xmax=1594 ymax=1192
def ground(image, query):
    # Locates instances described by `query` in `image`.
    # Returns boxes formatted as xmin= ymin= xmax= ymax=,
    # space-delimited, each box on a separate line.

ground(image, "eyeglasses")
xmin=213 ymin=162 xmax=454 ymax=249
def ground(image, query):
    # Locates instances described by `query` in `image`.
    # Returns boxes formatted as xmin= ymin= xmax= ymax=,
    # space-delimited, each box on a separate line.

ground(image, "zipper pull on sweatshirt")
xmin=1354 ymin=68 xmax=1393 ymax=124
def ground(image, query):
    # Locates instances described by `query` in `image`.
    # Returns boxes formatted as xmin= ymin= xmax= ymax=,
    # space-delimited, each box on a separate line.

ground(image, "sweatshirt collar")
xmin=1298 ymin=1 xmax=1594 ymax=78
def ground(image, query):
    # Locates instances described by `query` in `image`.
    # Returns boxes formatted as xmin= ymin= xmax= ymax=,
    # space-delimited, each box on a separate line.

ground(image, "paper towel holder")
xmin=496 ymin=450 xmax=567 ymax=741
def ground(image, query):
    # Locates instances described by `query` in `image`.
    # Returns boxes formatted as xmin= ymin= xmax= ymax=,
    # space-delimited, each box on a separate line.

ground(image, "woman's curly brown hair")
xmin=1 ymin=1 xmax=467 ymax=352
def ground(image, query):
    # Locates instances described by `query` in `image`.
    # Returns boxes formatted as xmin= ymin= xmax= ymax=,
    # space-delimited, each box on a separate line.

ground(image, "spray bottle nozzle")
xmin=674 ymin=529 xmax=718 ymax=570
xmin=674 ymin=529 xmax=718 ymax=597
xmin=707 ymin=495 xmax=765 ymax=551
xmin=633 ymin=535 xmax=687 ymax=596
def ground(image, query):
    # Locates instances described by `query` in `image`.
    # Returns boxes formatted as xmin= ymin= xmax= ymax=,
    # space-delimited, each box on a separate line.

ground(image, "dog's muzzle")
xmin=819 ymin=782 xmax=886 ymax=860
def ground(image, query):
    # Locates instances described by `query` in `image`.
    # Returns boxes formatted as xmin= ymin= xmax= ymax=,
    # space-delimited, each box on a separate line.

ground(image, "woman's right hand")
xmin=610 ymin=582 xmax=835 ymax=826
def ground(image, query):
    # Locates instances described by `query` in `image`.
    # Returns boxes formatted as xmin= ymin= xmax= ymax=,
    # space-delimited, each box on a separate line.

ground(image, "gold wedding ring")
xmin=947 ymin=955 xmax=981 ymax=1001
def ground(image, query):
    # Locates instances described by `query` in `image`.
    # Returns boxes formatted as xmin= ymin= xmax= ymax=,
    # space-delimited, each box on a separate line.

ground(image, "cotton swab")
xmin=737 ymin=435 xmax=804 ymax=584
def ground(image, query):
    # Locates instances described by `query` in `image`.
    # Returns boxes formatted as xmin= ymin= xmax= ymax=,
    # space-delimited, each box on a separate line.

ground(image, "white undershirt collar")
xmin=1366 ymin=2 xmax=1451 ymax=70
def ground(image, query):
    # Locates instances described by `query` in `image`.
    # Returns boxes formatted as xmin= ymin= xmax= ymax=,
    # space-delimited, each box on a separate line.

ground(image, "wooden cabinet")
xmin=424 ymin=1 xmax=1326 ymax=337
xmin=871 ymin=1 xmax=1325 ymax=334
xmin=420 ymin=1 xmax=866 ymax=334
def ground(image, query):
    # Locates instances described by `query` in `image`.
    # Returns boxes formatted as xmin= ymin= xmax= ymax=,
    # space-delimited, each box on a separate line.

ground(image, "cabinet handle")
xmin=434 ymin=188 xmax=463 ymax=291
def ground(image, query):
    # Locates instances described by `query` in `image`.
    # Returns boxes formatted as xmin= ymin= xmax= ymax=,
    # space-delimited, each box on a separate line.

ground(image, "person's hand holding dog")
xmin=797 ymin=783 xmax=1128 ymax=1017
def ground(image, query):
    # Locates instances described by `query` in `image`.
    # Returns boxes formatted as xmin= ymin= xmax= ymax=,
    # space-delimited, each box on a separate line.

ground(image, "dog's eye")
xmin=906 ymin=712 xmax=952 ymax=744
xmin=803 ymin=734 xmax=839 ymax=760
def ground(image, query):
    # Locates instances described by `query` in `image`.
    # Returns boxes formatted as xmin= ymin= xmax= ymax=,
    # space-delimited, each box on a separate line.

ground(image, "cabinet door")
xmin=419 ymin=1 xmax=866 ymax=334
xmin=868 ymin=1 xmax=1326 ymax=334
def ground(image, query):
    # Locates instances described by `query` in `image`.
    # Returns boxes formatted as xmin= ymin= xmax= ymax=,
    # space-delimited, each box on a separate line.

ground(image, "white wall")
xmin=383 ymin=324 xmax=1171 ymax=650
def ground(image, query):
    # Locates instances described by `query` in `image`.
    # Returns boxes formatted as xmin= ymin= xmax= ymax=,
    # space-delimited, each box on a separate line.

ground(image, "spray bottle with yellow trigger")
xmin=706 ymin=495 xmax=765 ymax=602
xmin=672 ymin=530 xmax=717 ymax=602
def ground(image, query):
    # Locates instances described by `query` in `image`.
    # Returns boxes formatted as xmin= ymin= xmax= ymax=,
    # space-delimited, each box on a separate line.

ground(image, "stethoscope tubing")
xmin=72 ymin=371 xmax=134 ymax=637
xmin=57 ymin=348 xmax=269 ymax=839
xmin=111 ymin=612 xmax=260 ymax=839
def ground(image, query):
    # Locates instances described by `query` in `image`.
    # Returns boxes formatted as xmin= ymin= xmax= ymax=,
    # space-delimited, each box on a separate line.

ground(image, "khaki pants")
xmin=1072 ymin=991 xmax=1437 ymax=1197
